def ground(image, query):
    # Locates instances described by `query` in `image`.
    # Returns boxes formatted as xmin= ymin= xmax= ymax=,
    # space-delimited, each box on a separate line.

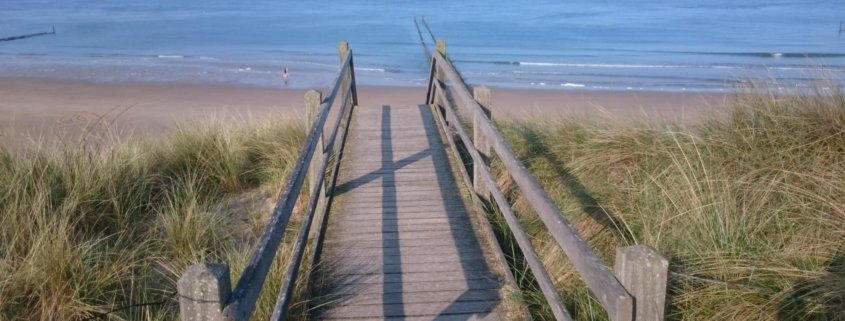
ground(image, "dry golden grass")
xmin=495 ymin=90 xmax=845 ymax=321
xmin=0 ymin=116 xmax=308 ymax=320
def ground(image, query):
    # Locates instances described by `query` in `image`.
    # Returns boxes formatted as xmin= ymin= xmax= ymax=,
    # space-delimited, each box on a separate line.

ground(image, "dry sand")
xmin=0 ymin=77 xmax=733 ymax=147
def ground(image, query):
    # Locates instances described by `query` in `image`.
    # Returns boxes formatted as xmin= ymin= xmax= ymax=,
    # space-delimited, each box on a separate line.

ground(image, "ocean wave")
xmin=357 ymin=67 xmax=386 ymax=72
xmin=689 ymin=51 xmax=845 ymax=58
xmin=522 ymin=62 xmax=686 ymax=68
xmin=460 ymin=59 xmax=845 ymax=72
xmin=356 ymin=66 xmax=404 ymax=73
xmin=561 ymin=83 xmax=586 ymax=87
xmin=157 ymin=55 xmax=187 ymax=59
xmin=459 ymin=60 xmax=699 ymax=68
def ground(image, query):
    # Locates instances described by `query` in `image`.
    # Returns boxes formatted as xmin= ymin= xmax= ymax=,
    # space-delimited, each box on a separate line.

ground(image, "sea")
xmin=1 ymin=0 xmax=844 ymax=92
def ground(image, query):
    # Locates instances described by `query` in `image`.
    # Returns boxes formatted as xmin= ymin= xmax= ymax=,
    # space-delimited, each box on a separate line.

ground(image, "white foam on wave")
xmin=561 ymin=82 xmax=585 ymax=88
xmin=357 ymin=67 xmax=386 ymax=72
xmin=517 ymin=61 xmax=835 ymax=72
xmin=157 ymin=55 xmax=184 ymax=59
xmin=519 ymin=62 xmax=681 ymax=68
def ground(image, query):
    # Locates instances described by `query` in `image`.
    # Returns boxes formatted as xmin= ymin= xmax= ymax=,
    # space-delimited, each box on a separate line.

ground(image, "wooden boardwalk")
xmin=314 ymin=104 xmax=506 ymax=321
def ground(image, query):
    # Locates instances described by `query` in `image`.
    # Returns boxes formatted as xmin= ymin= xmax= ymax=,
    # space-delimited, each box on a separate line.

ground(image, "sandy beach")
xmin=0 ymin=77 xmax=733 ymax=147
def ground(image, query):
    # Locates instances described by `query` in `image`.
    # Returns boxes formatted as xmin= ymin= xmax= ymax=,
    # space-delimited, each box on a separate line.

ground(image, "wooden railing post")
xmin=472 ymin=85 xmax=492 ymax=202
xmin=338 ymin=41 xmax=349 ymax=64
xmin=305 ymin=90 xmax=324 ymax=193
xmin=177 ymin=263 xmax=232 ymax=321
xmin=338 ymin=40 xmax=353 ymax=109
xmin=615 ymin=245 xmax=669 ymax=321
xmin=435 ymin=39 xmax=446 ymax=83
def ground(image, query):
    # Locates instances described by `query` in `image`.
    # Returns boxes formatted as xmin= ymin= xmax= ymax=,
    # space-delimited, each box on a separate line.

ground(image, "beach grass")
xmin=0 ymin=116 xmax=309 ymax=320
xmin=2 ymin=87 xmax=843 ymax=321
xmin=493 ymin=89 xmax=845 ymax=320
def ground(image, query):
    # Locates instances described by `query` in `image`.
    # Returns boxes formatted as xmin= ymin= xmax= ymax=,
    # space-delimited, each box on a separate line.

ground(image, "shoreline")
xmin=0 ymin=77 xmax=733 ymax=147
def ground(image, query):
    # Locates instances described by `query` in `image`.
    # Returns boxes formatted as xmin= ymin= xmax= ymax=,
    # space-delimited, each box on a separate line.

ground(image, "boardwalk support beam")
xmin=472 ymin=86 xmax=492 ymax=202
xmin=177 ymin=263 xmax=232 ymax=321
xmin=615 ymin=245 xmax=669 ymax=321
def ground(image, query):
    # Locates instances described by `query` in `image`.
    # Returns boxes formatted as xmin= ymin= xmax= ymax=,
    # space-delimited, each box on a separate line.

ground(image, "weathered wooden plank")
xmin=332 ymin=221 xmax=472 ymax=234
xmin=319 ymin=300 xmax=499 ymax=319
xmin=331 ymin=214 xmax=465 ymax=223
xmin=340 ymin=154 xmax=437 ymax=163
xmin=323 ymin=240 xmax=484 ymax=257
xmin=335 ymin=178 xmax=450 ymax=188
xmin=316 ymin=104 xmax=503 ymax=320
xmin=325 ymin=231 xmax=465 ymax=244
xmin=320 ymin=270 xmax=499 ymax=288
xmin=317 ymin=289 xmax=500 ymax=307
xmin=339 ymin=171 xmax=441 ymax=179
xmin=335 ymin=189 xmax=458 ymax=199
xmin=321 ymin=252 xmax=476 ymax=269
xmin=323 ymin=252 xmax=488 ymax=268
xmin=340 ymin=161 xmax=437 ymax=168
xmin=338 ymin=200 xmax=466 ymax=212
xmin=335 ymin=188 xmax=459 ymax=200
xmin=323 ymin=277 xmax=500 ymax=295
xmin=340 ymin=155 xmax=434 ymax=161
xmin=336 ymin=207 xmax=467 ymax=217
xmin=325 ymin=225 xmax=473 ymax=238
xmin=322 ymin=314 xmax=498 ymax=321
xmin=322 ymin=244 xmax=477 ymax=258
xmin=329 ymin=216 xmax=468 ymax=227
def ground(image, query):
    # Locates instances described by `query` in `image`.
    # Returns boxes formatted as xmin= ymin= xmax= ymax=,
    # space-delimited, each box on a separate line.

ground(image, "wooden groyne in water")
xmin=0 ymin=26 xmax=55 ymax=42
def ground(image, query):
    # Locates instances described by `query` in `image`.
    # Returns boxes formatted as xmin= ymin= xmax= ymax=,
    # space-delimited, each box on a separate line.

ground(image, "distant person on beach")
xmin=283 ymin=68 xmax=289 ymax=85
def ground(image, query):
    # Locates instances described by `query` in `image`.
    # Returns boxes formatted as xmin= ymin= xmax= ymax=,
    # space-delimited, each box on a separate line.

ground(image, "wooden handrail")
xmin=427 ymin=49 xmax=634 ymax=321
xmin=177 ymin=42 xmax=358 ymax=321
xmin=430 ymin=78 xmax=572 ymax=320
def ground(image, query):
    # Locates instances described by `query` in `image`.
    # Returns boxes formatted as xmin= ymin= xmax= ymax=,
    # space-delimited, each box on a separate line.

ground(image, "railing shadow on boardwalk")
xmin=312 ymin=104 xmax=500 ymax=320
xmin=416 ymin=104 xmax=500 ymax=320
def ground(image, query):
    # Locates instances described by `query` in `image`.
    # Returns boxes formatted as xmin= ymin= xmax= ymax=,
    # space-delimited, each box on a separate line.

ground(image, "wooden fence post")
xmin=472 ymin=86 xmax=492 ymax=202
xmin=435 ymin=39 xmax=446 ymax=82
xmin=305 ymin=90 xmax=324 ymax=193
xmin=177 ymin=263 xmax=231 ymax=321
xmin=614 ymin=245 xmax=669 ymax=321
xmin=338 ymin=41 xmax=349 ymax=63
xmin=338 ymin=40 xmax=354 ymax=111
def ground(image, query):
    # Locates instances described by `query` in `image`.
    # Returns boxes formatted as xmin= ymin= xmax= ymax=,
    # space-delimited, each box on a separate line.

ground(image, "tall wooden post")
xmin=177 ymin=263 xmax=231 ymax=321
xmin=431 ymin=39 xmax=448 ymax=124
xmin=615 ymin=245 xmax=669 ymax=321
xmin=338 ymin=40 xmax=353 ymax=106
xmin=305 ymin=90 xmax=324 ymax=192
xmin=436 ymin=39 xmax=446 ymax=55
xmin=435 ymin=39 xmax=446 ymax=83
xmin=338 ymin=41 xmax=349 ymax=64
xmin=473 ymin=86 xmax=493 ymax=202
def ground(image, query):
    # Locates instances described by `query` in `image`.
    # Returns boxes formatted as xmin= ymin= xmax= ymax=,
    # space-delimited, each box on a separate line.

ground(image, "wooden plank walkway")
xmin=314 ymin=105 xmax=505 ymax=321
